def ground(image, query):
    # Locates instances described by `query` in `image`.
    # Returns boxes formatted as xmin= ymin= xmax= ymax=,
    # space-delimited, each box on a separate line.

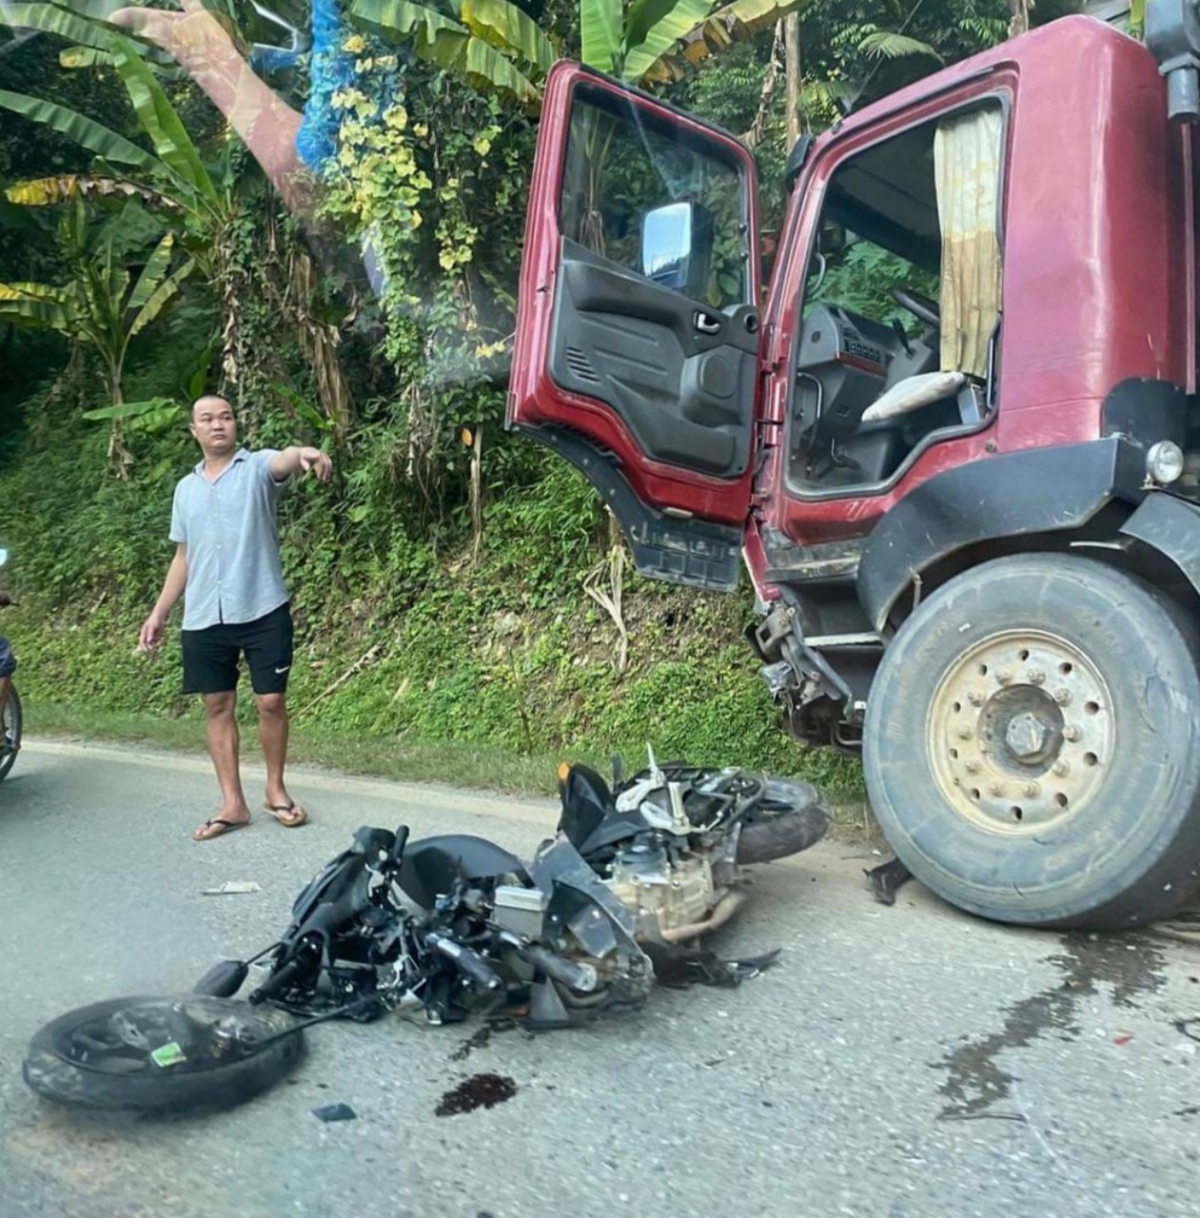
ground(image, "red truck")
xmin=506 ymin=7 xmax=1200 ymax=930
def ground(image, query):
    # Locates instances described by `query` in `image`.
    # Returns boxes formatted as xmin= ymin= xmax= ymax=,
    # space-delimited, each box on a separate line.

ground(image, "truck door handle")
xmin=694 ymin=312 xmax=722 ymax=335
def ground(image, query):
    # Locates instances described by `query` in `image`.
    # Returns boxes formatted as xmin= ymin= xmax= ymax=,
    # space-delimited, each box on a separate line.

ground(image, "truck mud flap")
xmin=1120 ymin=491 xmax=1200 ymax=592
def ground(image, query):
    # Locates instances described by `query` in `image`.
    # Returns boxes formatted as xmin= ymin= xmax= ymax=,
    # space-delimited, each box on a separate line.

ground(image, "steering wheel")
xmin=892 ymin=288 xmax=940 ymax=328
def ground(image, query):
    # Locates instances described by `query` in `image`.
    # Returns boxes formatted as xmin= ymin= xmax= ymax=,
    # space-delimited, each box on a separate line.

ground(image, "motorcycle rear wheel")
xmin=23 ymin=996 xmax=304 ymax=1112
xmin=0 ymin=685 xmax=21 ymax=781
xmin=735 ymin=778 xmax=831 ymax=864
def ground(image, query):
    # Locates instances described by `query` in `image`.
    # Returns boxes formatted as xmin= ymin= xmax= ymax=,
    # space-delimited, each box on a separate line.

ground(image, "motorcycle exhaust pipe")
xmin=518 ymin=944 xmax=600 ymax=994
xmin=424 ymin=933 xmax=504 ymax=991
xmin=659 ymin=890 xmax=749 ymax=943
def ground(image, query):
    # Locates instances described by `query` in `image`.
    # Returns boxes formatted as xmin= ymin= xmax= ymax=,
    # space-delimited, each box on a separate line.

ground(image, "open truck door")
xmin=507 ymin=63 xmax=763 ymax=593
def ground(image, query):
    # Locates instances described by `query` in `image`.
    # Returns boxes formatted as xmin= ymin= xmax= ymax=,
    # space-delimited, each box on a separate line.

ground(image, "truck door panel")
xmin=549 ymin=239 xmax=758 ymax=476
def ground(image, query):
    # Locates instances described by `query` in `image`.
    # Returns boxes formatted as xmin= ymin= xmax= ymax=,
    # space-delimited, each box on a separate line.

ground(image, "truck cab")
xmin=507 ymin=9 xmax=1200 ymax=930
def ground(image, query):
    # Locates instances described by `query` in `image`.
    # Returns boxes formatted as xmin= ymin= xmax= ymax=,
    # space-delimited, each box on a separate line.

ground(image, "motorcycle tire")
xmin=23 ymin=996 xmax=304 ymax=1113
xmin=0 ymin=685 xmax=21 ymax=781
xmin=735 ymin=779 xmax=831 ymax=865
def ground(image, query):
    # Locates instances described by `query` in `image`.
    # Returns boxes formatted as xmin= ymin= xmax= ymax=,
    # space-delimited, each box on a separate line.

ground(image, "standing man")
xmin=139 ymin=396 xmax=332 ymax=841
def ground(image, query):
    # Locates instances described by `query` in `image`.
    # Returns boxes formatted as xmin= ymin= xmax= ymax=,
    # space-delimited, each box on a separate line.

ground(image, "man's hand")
xmin=139 ymin=610 xmax=167 ymax=654
xmin=299 ymin=447 xmax=333 ymax=482
xmin=110 ymin=1 xmax=237 ymax=72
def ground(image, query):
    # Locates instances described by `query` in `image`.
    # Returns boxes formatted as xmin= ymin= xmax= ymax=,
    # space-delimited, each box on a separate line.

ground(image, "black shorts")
xmin=181 ymin=603 xmax=294 ymax=696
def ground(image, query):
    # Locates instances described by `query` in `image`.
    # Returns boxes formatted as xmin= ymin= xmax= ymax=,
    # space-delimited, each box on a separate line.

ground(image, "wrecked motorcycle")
xmin=23 ymin=757 xmax=828 ymax=1111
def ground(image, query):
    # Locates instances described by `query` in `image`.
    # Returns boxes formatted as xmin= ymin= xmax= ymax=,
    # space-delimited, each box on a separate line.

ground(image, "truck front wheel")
xmin=863 ymin=554 xmax=1200 ymax=929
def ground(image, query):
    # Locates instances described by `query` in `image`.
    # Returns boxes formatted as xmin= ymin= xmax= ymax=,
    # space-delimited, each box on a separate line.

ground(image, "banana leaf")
xmin=0 ymin=89 xmax=162 ymax=175
xmin=350 ymin=0 xmax=470 ymax=52
xmin=579 ymin=0 xmax=622 ymax=74
xmin=110 ymin=48 xmax=219 ymax=207
xmin=623 ymin=0 xmax=714 ymax=82
xmin=642 ymin=0 xmax=805 ymax=82
xmin=460 ymin=0 xmax=556 ymax=73
xmin=129 ymin=256 xmax=194 ymax=338
xmin=0 ymin=281 xmax=71 ymax=329
xmin=126 ymin=233 xmax=175 ymax=313
xmin=81 ymin=397 xmax=177 ymax=420
xmin=0 ymin=3 xmax=116 ymax=52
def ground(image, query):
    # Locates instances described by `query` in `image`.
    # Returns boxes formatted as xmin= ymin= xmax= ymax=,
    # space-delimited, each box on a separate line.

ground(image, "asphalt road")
xmin=3 ymin=739 xmax=1200 ymax=1218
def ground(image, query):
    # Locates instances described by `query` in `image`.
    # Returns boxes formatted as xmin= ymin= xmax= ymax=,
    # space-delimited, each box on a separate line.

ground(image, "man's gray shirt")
xmin=170 ymin=449 xmax=290 ymax=630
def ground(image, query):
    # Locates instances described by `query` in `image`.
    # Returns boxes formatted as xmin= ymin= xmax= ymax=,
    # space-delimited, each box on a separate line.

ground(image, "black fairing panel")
xmin=557 ymin=765 xmax=613 ymax=850
xmin=549 ymin=239 xmax=758 ymax=478
xmin=398 ymin=835 xmax=532 ymax=909
xmin=857 ymin=437 xmax=1147 ymax=630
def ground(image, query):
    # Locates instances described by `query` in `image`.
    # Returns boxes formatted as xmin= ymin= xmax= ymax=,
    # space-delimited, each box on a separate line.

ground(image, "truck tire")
xmin=862 ymin=554 xmax=1200 ymax=929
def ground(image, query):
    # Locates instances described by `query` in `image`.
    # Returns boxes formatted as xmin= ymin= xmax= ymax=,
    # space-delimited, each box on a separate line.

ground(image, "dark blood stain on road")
xmin=933 ymin=932 xmax=1166 ymax=1120
xmin=436 ymin=1073 xmax=518 ymax=1117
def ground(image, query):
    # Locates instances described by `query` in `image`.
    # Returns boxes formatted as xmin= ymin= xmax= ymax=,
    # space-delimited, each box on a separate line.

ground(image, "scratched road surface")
xmin=3 ymin=740 xmax=1199 ymax=1218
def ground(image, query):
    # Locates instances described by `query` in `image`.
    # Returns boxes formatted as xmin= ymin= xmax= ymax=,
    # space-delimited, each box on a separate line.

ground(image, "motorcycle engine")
xmin=606 ymin=837 xmax=716 ymax=936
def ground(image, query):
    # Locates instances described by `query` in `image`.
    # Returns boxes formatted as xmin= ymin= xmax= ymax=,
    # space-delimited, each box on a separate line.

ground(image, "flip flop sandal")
xmin=193 ymin=817 xmax=250 ymax=842
xmin=262 ymin=801 xmax=308 ymax=828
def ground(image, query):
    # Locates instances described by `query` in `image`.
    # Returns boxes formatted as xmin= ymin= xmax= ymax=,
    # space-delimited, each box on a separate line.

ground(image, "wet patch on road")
xmin=449 ymin=1017 xmax=526 ymax=1063
xmin=933 ymin=932 xmax=1166 ymax=1119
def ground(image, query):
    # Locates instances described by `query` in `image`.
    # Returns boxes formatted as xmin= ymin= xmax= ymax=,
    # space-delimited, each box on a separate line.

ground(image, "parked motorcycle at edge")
xmin=22 ymin=753 xmax=830 ymax=1112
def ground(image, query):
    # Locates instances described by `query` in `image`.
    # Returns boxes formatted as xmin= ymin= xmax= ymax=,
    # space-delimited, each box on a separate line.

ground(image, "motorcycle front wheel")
xmin=23 ymin=996 xmax=304 ymax=1112
xmin=0 ymin=685 xmax=21 ymax=781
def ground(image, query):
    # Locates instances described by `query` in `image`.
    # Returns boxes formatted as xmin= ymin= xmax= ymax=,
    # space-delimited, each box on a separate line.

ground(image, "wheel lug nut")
xmin=1026 ymin=669 xmax=1046 ymax=685
xmin=968 ymin=689 xmax=986 ymax=707
xmin=964 ymin=760 xmax=981 ymax=774
xmin=1052 ymin=760 xmax=1070 ymax=777
xmin=957 ymin=725 xmax=973 ymax=740
xmin=1063 ymin=725 xmax=1081 ymax=742
xmin=997 ymin=668 xmax=1013 ymax=685
xmin=988 ymin=781 xmax=1004 ymax=797
xmin=1054 ymin=688 xmax=1072 ymax=705
xmin=1024 ymin=781 xmax=1040 ymax=797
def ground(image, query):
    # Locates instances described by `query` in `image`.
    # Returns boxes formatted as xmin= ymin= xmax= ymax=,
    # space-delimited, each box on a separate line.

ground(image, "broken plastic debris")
xmin=312 ymin=1103 xmax=357 ymax=1122
xmin=865 ymin=857 xmax=912 ymax=906
xmin=202 ymin=882 xmax=262 ymax=896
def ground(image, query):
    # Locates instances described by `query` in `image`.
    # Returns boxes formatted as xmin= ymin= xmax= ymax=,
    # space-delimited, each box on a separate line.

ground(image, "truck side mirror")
xmin=640 ymin=201 xmax=713 ymax=299
xmin=1147 ymin=0 xmax=1200 ymax=122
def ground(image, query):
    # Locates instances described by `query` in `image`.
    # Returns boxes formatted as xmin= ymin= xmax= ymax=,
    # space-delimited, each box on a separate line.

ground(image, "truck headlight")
xmin=1147 ymin=441 xmax=1185 ymax=485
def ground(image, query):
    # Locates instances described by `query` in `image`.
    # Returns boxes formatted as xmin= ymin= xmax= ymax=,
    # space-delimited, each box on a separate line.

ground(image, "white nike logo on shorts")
xmin=275 ymin=665 xmax=291 ymax=674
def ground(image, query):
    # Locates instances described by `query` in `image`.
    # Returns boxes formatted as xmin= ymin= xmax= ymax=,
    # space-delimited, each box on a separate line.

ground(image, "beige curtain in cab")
xmin=934 ymin=107 xmax=1002 ymax=379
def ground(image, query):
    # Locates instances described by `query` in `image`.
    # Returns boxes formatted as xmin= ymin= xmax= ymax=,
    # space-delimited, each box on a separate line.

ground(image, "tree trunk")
xmin=105 ymin=373 xmax=133 ymax=478
xmin=289 ymin=245 xmax=354 ymax=437
xmin=745 ymin=25 xmax=783 ymax=149
xmin=785 ymin=13 xmax=802 ymax=148
xmin=1008 ymin=0 xmax=1030 ymax=38
xmin=469 ymin=423 xmax=484 ymax=562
